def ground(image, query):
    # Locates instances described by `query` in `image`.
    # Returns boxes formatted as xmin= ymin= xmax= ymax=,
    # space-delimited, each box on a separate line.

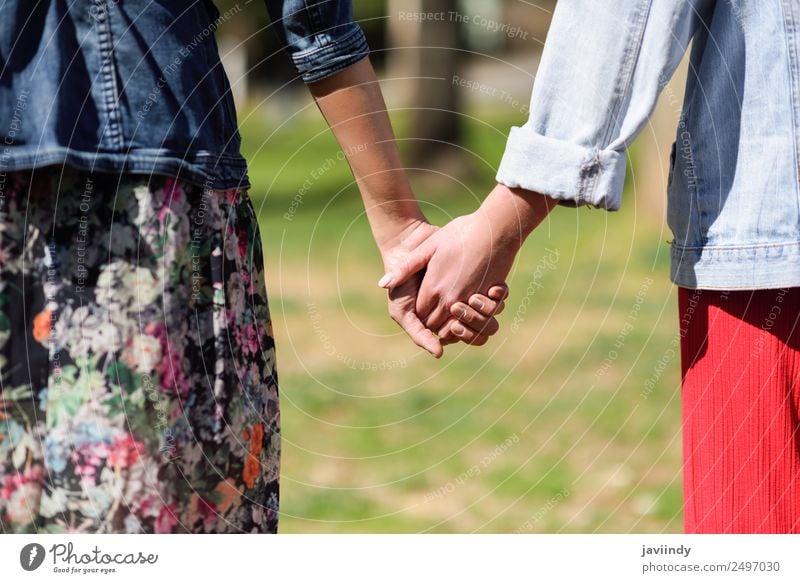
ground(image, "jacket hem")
xmin=293 ymin=24 xmax=370 ymax=84
xmin=0 ymin=148 xmax=251 ymax=191
xmin=496 ymin=127 xmax=627 ymax=211
xmin=671 ymin=241 xmax=800 ymax=290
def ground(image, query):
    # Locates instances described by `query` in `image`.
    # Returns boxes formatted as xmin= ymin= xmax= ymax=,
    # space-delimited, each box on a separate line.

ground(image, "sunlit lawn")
xmin=239 ymin=99 xmax=683 ymax=533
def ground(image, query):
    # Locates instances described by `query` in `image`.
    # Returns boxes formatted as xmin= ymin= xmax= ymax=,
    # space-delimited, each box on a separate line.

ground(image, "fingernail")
xmin=378 ymin=273 xmax=393 ymax=288
xmin=428 ymin=336 xmax=443 ymax=358
xmin=451 ymin=303 xmax=466 ymax=318
xmin=452 ymin=323 xmax=465 ymax=336
xmin=470 ymin=297 xmax=484 ymax=311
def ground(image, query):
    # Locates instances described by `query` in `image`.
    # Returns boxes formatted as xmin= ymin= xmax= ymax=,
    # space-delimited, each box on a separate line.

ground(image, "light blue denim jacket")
xmin=0 ymin=0 xmax=368 ymax=190
xmin=497 ymin=0 xmax=800 ymax=290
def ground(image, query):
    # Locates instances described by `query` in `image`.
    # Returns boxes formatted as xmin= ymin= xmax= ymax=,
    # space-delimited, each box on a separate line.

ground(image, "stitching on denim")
xmin=779 ymin=0 xmax=800 ymax=222
xmin=292 ymin=24 xmax=365 ymax=63
xmin=93 ymin=0 xmax=124 ymax=151
xmin=672 ymin=240 xmax=800 ymax=252
xmin=598 ymin=0 xmax=653 ymax=149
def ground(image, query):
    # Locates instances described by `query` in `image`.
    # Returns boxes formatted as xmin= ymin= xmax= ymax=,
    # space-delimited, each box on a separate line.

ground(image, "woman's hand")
xmin=378 ymin=219 xmax=445 ymax=358
xmin=381 ymin=211 xmax=521 ymax=335
xmin=440 ymin=285 xmax=509 ymax=346
xmin=380 ymin=219 xmax=510 ymax=355
xmin=379 ymin=185 xmax=558 ymax=346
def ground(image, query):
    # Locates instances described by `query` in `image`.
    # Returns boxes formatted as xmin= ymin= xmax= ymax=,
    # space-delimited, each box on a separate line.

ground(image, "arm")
xmin=263 ymin=0 xmax=463 ymax=356
xmin=382 ymin=184 xmax=557 ymax=336
xmin=308 ymin=59 xmax=426 ymax=255
xmin=385 ymin=0 xmax=711 ymax=334
xmin=308 ymin=58 xmax=444 ymax=357
xmin=496 ymin=0 xmax=710 ymax=209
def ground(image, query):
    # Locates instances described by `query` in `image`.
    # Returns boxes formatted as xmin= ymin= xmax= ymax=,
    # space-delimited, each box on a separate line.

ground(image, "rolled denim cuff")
xmin=293 ymin=24 xmax=370 ymax=84
xmin=496 ymin=127 xmax=628 ymax=211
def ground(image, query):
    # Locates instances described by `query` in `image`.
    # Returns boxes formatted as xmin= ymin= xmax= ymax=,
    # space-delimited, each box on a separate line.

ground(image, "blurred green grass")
xmin=239 ymin=102 xmax=683 ymax=533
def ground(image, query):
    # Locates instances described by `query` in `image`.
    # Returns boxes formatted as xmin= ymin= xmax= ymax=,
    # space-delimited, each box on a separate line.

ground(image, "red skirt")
xmin=679 ymin=287 xmax=800 ymax=533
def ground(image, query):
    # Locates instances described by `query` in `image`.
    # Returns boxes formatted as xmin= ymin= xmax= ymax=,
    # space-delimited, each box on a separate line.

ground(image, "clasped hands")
xmin=376 ymin=184 xmax=554 ymax=357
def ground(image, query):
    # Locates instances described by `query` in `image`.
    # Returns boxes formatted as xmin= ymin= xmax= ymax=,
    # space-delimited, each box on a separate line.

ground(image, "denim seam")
xmin=93 ymin=0 xmax=124 ymax=151
xmin=302 ymin=0 xmax=328 ymax=38
xmin=672 ymin=241 xmax=800 ymax=252
xmin=780 ymin=0 xmax=800 ymax=222
xmin=598 ymin=0 xmax=653 ymax=149
xmin=291 ymin=24 xmax=365 ymax=62
xmin=292 ymin=26 xmax=369 ymax=83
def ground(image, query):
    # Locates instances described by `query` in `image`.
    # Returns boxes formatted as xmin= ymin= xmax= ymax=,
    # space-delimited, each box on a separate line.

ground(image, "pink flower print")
xmin=237 ymin=230 xmax=248 ymax=260
xmin=224 ymin=188 xmax=238 ymax=206
xmin=158 ymin=204 xmax=171 ymax=228
xmin=188 ymin=494 xmax=217 ymax=530
xmin=73 ymin=454 xmax=100 ymax=489
xmin=162 ymin=177 xmax=182 ymax=204
xmin=155 ymin=502 xmax=179 ymax=533
xmin=157 ymin=342 xmax=190 ymax=398
xmin=1 ymin=465 xmax=44 ymax=500
xmin=241 ymin=323 xmax=260 ymax=357
xmin=108 ymin=434 xmax=142 ymax=470
xmin=145 ymin=321 xmax=165 ymax=338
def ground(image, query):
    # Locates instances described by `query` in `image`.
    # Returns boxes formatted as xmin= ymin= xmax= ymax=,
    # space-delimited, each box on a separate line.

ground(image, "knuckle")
xmin=461 ymin=330 xmax=477 ymax=343
xmin=472 ymin=298 xmax=493 ymax=316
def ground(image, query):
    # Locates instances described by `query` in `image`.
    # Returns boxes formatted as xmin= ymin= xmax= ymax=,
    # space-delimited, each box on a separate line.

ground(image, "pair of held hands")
xmin=377 ymin=209 xmax=519 ymax=358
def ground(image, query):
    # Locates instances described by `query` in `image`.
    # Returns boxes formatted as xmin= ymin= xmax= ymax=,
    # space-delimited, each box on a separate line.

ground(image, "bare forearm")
xmin=477 ymin=184 xmax=559 ymax=250
xmin=309 ymin=58 xmax=424 ymax=251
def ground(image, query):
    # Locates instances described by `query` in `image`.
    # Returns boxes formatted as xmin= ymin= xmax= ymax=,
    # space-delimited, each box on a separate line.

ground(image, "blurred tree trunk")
xmin=387 ymin=0 xmax=463 ymax=171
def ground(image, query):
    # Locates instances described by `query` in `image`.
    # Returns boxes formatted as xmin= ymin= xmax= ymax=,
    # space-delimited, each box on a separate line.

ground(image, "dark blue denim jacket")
xmin=0 ymin=0 xmax=369 ymax=190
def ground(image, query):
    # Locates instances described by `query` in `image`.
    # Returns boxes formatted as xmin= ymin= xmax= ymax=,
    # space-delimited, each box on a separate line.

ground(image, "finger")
xmin=467 ymin=294 xmax=501 ymax=317
xmin=389 ymin=288 xmax=444 ymax=358
xmin=396 ymin=310 xmax=444 ymax=358
xmin=488 ymin=284 xmax=509 ymax=301
xmin=422 ymin=298 xmax=451 ymax=334
xmin=449 ymin=322 xmax=490 ymax=346
xmin=415 ymin=289 xmax=440 ymax=325
xmin=450 ymin=302 xmax=500 ymax=336
xmin=436 ymin=319 xmax=460 ymax=345
xmin=379 ymin=241 xmax=434 ymax=289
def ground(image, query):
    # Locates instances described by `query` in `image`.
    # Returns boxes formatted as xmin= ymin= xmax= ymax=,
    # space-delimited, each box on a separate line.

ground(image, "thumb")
xmin=379 ymin=240 xmax=435 ymax=289
xmin=399 ymin=310 xmax=444 ymax=358
xmin=487 ymin=284 xmax=509 ymax=301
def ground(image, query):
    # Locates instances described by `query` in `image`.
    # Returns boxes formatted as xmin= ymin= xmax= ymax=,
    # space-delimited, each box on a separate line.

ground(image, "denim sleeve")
xmin=264 ymin=0 xmax=370 ymax=83
xmin=496 ymin=0 xmax=711 ymax=210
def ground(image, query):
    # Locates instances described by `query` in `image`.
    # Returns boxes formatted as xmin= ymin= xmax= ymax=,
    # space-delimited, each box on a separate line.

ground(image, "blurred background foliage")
xmin=211 ymin=0 xmax=688 ymax=532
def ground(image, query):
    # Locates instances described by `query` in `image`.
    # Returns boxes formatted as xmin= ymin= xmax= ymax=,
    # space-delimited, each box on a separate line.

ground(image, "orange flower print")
xmin=214 ymin=478 xmax=243 ymax=514
xmin=0 ymin=174 xmax=279 ymax=532
xmin=32 ymin=310 xmax=51 ymax=344
xmin=242 ymin=422 xmax=264 ymax=489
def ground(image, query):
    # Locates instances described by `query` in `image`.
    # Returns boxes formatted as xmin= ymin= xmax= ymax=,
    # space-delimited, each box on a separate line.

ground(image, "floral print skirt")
xmin=0 ymin=167 xmax=280 ymax=533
